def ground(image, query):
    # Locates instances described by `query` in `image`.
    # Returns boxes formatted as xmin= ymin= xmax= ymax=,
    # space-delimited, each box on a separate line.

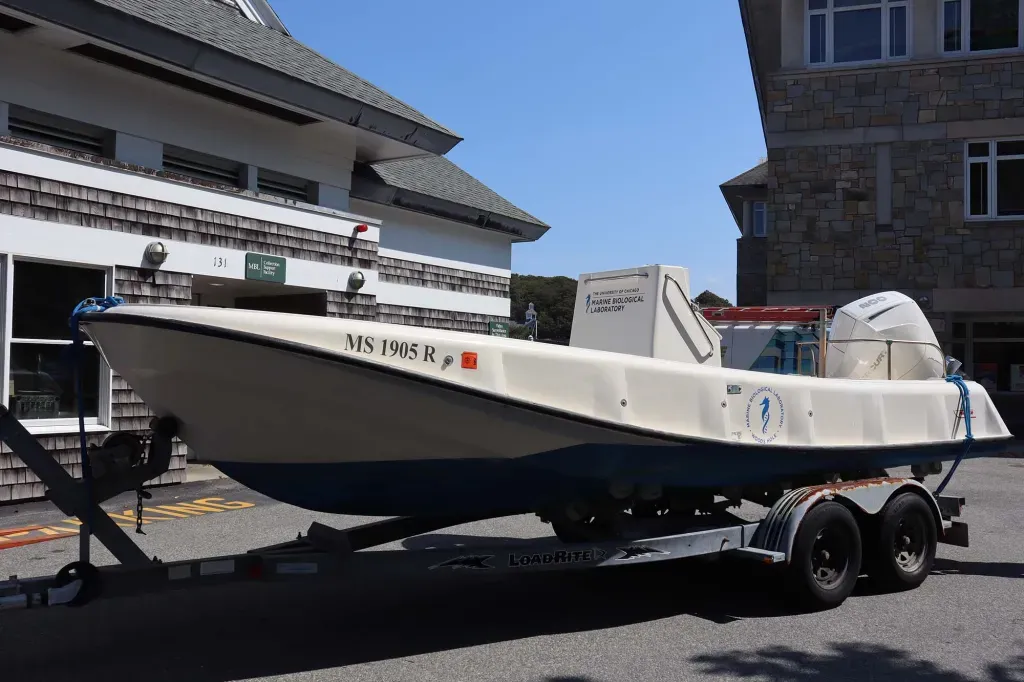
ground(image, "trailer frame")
xmin=0 ymin=404 xmax=972 ymax=613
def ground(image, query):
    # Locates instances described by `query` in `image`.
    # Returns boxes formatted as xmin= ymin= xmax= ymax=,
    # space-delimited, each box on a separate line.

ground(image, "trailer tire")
xmin=869 ymin=492 xmax=937 ymax=592
xmin=786 ymin=500 xmax=862 ymax=611
xmin=54 ymin=561 xmax=101 ymax=607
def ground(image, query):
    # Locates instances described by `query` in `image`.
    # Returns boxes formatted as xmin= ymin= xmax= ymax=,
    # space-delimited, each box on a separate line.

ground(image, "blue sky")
xmin=270 ymin=0 xmax=766 ymax=303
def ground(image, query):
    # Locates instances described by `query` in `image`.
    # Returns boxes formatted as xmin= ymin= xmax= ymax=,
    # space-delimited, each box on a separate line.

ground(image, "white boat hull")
xmin=78 ymin=305 xmax=1013 ymax=516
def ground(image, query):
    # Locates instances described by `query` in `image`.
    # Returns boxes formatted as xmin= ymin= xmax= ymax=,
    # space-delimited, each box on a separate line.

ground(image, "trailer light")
xmin=461 ymin=352 xmax=478 ymax=370
xmin=354 ymin=224 xmax=369 ymax=234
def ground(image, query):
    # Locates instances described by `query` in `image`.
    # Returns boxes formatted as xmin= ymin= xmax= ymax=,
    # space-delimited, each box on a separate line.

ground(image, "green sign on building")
xmin=488 ymin=321 xmax=510 ymax=337
xmin=245 ymin=253 xmax=286 ymax=283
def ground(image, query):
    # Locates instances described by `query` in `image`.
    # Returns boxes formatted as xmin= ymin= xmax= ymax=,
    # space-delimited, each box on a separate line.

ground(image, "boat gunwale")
xmin=78 ymin=311 xmax=1012 ymax=455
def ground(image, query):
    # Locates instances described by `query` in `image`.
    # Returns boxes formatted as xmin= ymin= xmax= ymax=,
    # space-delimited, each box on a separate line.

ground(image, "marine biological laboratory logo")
xmin=585 ymin=288 xmax=645 ymax=315
xmin=745 ymin=386 xmax=785 ymax=444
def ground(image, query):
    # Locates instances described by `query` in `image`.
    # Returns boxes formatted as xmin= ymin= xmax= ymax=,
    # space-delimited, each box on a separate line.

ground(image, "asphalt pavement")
xmin=0 ymin=458 xmax=1021 ymax=682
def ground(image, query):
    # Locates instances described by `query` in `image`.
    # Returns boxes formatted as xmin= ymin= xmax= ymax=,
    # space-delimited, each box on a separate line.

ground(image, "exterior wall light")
xmin=348 ymin=270 xmax=366 ymax=291
xmin=144 ymin=241 xmax=170 ymax=265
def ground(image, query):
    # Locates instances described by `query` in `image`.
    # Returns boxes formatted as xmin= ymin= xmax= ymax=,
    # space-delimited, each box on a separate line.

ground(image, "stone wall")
xmin=765 ymin=59 xmax=1024 ymax=134
xmin=766 ymin=140 xmax=1024 ymax=295
xmin=736 ymin=237 xmax=768 ymax=306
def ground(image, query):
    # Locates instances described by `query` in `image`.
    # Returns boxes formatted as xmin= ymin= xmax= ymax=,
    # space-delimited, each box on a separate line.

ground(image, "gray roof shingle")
xmin=720 ymin=160 xmax=768 ymax=187
xmin=368 ymin=155 xmax=549 ymax=228
xmin=94 ymin=0 xmax=457 ymax=137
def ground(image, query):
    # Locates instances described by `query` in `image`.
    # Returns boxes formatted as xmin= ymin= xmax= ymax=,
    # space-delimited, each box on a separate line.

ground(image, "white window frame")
xmin=964 ymin=137 xmax=1024 ymax=221
xmin=1 ymin=254 xmax=114 ymax=434
xmin=752 ymin=201 xmax=768 ymax=237
xmin=806 ymin=0 xmax=912 ymax=67
xmin=940 ymin=0 xmax=1024 ymax=55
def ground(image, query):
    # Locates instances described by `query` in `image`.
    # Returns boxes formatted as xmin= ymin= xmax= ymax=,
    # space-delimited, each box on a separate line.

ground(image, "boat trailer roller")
xmin=0 ymin=406 xmax=972 ymax=613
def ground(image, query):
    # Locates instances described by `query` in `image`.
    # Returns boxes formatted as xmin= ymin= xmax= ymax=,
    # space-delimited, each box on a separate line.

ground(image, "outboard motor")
xmin=824 ymin=291 xmax=944 ymax=381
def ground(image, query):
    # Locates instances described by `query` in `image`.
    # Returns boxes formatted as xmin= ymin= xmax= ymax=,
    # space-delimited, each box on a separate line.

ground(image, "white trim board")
xmin=375 ymin=282 xmax=511 ymax=318
xmin=376 ymin=247 xmax=512 ymax=279
xmin=0 ymin=144 xmax=381 ymax=241
xmin=1 ymin=214 xmax=513 ymax=317
xmin=0 ymin=213 xmax=377 ymax=294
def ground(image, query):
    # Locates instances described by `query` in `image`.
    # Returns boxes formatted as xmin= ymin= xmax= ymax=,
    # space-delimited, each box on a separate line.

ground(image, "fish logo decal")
xmin=585 ymin=293 xmax=591 ymax=312
xmin=616 ymin=545 xmax=668 ymax=560
xmin=746 ymin=386 xmax=785 ymax=444
xmin=429 ymin=555 xmax=494 ymax=570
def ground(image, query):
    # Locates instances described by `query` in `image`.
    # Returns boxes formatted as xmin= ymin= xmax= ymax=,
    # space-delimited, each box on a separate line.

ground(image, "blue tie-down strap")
xmin=66 ymin=296 xmax=125 ymax=508
xmin=935 ymin=373 xmax=974 ymax=495
xmin=69 ymin=295 xmax=125 ymax=332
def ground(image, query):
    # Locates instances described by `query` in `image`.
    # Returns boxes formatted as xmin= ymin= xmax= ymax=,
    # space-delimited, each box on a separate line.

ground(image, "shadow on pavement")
xmin=691 ymin=642 xmax=1024 ymax=682
xmin=2 ymin=553 xmax=1020 ymax=682
xmin=932 ymin=558 xmax=1024 ymax=579
xmin=0 ymin=558 xmax=797 ymax=682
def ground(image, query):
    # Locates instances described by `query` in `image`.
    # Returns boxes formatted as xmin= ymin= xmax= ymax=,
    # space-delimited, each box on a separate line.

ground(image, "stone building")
xmin=0 ymin=0 xmax=549 ymax=501
xmin=722 ymin=0 xmax=1024 ymax=429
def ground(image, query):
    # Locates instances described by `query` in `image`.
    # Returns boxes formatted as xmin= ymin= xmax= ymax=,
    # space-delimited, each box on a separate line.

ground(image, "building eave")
xmin=350 ymin=174 xmax=549 ymax=243
xmin=0 ymin=0 xmax=463 ymax=157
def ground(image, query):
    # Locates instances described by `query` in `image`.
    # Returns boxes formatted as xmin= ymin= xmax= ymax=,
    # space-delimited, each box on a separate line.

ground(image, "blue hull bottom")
xmin=209 ymin=438 xmax=1007 ymax=517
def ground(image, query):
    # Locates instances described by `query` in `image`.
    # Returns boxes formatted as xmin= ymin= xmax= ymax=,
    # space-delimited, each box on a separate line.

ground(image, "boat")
xmin=75 ymin=264 xmax=1013 ymax=532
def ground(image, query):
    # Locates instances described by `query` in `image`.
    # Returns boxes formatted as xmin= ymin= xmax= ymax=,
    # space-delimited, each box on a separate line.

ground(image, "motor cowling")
xmin=824 ymin=291 xmax=945 ymax=381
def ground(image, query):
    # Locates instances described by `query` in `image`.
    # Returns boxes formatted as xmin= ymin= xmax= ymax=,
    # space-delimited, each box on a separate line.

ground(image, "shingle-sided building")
xmin=0 ymin=0 xmax=550 ymax=501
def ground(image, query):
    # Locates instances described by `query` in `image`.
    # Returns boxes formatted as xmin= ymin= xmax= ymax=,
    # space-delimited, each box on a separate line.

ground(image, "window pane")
xmin=809 ymin=13 xmax=827 ymax=63
xmin=970 ymin=0 xmax=1019 ymax=51
xmin=809 ymin=0 xmax=827 ymax=9
xmin=974 ymin=322 xmax=1024 ymax=338
xmin=996 ymin=158 xmax=1024 ymax=216
xmin=12 ymin=261 xmax=106 ymax=340
xmin=969 ymin=161 xmax=989 ymax=216
xmin=834 ymin=8 xmax=882 ymax=62
xmin=9 ymin=342 xmax=100 ymax=420
xmin=835 ymin=0 xmax=880 ymax=6
xmin=996 ymin=140 xmax=1024 ymax=156
xmin=754 ymin=203 xmax=767 ymax=236
xmin=944 ymin=0 xmax=963 ymax=51
xmin=889 ymin=5 xmax=908 ymax=56
xmin=968 ymin=142 xmax=990 ymax=158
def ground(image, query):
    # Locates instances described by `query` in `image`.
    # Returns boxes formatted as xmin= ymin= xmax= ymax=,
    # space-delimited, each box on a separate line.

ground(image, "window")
xmin=257 ymin=168 xmax=310 ymax=203
xmin=807 ymin=0 xmax=909 ymax=66
xmin=163 ymin=144 xmax=243 ymax=187
xmin=7 ymin=105 xmax=109 ymax=157
xmin=942 ymin=0 xmax=1022 ymax=53
xmin=965 ymin=140 xmax=1024 ymax=219
xmin=752 ymin=202 xmax=768 ymax=237
xmin=4 ymin=259 xmax=108 ymax=425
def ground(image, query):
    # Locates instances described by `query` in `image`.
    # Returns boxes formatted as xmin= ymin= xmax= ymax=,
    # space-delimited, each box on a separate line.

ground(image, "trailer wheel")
xmin=868 ymin=492 xmax=937 ymax=591
xmin=787 ymin=500 xmax=862 ymax=610
xmin=54 ymin=561 xmax=101 ymax=607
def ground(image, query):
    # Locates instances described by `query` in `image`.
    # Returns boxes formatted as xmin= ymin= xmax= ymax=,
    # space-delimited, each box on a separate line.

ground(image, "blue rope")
xmin=935 ymin=373 xmax=973 ymax=495
xmin=67 ymin=296 xmax=124 ymax=528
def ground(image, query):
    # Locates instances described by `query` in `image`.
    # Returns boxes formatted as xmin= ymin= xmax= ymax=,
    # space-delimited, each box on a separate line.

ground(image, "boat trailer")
xmin=0 ymin=403 xmax=974 ymax=613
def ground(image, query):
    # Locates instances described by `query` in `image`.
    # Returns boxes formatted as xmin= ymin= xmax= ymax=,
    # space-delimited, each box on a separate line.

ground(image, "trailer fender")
xmin=749 ymin=478 xmax=942 ymax=562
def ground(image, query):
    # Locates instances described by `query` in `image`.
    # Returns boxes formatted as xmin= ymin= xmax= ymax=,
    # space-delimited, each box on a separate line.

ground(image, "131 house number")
xmin=213 ymin=257 xmax=228 ymax=268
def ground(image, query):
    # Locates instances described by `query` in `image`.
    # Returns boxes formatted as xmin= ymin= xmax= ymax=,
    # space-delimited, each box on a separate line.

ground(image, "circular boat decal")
xmin=746 ymin=386 xmax=785 ymax=444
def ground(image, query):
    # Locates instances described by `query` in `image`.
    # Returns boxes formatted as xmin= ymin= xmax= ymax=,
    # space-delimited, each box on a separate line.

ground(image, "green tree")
xmin=693 ymin=290 xmax=733 ymax=308
xmin=509 ymin=273 xmax=578 ymax=342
